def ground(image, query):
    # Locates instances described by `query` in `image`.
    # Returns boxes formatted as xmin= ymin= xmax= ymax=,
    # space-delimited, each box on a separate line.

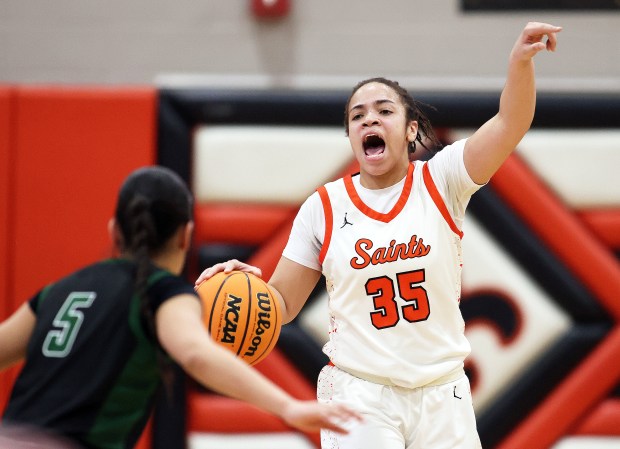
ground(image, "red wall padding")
xmin=11 ymin=86 xmax=157 ymax=309
xmin=578 ymin=209 xmax=620 ymax=250
xmin=574 ymin=398 xmax=620 ymax=436
xmin=0 ymin=87 xmax=13 ymax=319
xmin=0 ymin=86 xmax=15 ymax=410
xmin=0 ymin=85 xmax=157 ymax=449
xmin=194 ymin=203 xmax=297 ymax=246
xmin=187 ymin=348 xmax=321 ymax=447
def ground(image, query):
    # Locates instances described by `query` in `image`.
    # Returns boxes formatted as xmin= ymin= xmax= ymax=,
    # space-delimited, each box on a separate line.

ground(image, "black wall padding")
xmin=157 ymin=89 xmax=620 ymax=184
xmin=477 ymin=323 xmax=611 ymax=448
xmin=468 ymin=185 xmax=609 ymax=323
xmin=277 ymin=323 xmax=329 ymax=385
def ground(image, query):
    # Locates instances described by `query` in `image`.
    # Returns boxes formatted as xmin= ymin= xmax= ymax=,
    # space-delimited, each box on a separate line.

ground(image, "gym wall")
xmin=0 ymin=85 xmax=157 ymax=448
xmin=1 ymin=2 xmax=619 ymax=449
xmin=158 ymin=88 xmax=620 ymax=449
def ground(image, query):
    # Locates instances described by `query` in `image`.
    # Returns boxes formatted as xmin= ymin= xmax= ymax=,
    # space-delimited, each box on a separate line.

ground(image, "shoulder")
xmin=148 ymin=272 xmax=198 ymax=312
xmin=428 ymin=138 xmax=476 ymax=184
xmin=428 ymin=139 xmax=467 ymax=168
xmin=35 ymin=260 xmax=126 ymax=297
xmin=149 ymin=270 xmax=196 ymax=298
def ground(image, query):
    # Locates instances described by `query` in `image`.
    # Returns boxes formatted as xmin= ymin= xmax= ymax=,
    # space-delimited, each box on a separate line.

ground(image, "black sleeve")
xmin=27 ymin=286 xmax=50 ymax=314
xmin=147 ymin=275 xmax=200 ymax=315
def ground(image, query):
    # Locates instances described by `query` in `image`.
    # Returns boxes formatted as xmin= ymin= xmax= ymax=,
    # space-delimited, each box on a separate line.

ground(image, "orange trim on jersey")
xmin=317 ymin=186 xmax=333 ymax=265
xmin=422 ymin=163 xmax=463 ymax=239
xmin=343 ymin=162 xmax=415 ymax=223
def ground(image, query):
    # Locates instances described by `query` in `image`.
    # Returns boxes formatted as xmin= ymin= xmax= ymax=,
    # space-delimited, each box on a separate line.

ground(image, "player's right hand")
xmin=510 ymin=22 xmax=562 ymax=62
xmin=194 ymin=259 xmax=262 ymax=288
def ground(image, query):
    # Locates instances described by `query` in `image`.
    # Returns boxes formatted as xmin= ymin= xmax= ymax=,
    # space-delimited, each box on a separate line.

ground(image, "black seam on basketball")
xmin=236 ymin=272 xmax=252 ymax=357
xmin=208 ymin=272 xmax=232 ymax=333
xmin=256 ymin=284 xmax=281 ymax=364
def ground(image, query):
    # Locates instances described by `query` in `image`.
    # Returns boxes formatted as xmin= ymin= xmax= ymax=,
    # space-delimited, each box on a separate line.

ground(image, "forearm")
xmin=182 ymin=339 xmax=292 ymax=417
xmin=0 ymin=303 xmax=35 ymax=371
xmin=463 ymin=22 xmax=561 ymax=184
xmin=268 ymin=257 xmax=322 ymax=325
xmin=497 ymin=56 xmax=536 ymax=144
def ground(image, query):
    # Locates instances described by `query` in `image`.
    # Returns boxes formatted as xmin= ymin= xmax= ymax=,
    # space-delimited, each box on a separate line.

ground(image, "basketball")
xmin=196 ymin=270 xmax=282 ymax=366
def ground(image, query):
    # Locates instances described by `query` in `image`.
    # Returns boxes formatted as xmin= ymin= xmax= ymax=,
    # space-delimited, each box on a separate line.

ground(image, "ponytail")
xmin=114 ymin=166 xmax=193 ymax=392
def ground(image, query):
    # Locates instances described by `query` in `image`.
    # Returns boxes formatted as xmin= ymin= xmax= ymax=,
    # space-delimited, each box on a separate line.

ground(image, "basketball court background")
xmin=158 ymin=89 xmax=620 ymax=449
xmin=1 ymin=2 xmax=619 ymax=449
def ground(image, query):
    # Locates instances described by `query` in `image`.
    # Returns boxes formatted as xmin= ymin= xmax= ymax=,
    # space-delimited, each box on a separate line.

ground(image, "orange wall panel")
xmin=11 ymin=86 xmax=157 ymax=306
xmin=0 ymin=86 xmax=13 ymax=317
xmin=0 ymin=86 xmax=15 ymax=411
xmin=0 ymin=85 xmax=157 ymax=443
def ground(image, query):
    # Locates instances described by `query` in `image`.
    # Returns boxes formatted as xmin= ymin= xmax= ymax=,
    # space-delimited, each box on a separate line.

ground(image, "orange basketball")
xmin=196 ymin=270 xmax=282 ymax=366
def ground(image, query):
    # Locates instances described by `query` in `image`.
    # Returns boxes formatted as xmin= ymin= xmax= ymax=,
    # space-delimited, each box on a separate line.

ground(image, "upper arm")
xmin=464 ymin=59 xmax=536 ymax=184
xmin=0 ymin=303 xmax=36 ymax=370
xmin=268 ymin=256 xmax=322 ymax=324
xmin=463 ymin=114 xmax=521 ymax=185
xmin=155 ymin=294 xmax=208 ymax=367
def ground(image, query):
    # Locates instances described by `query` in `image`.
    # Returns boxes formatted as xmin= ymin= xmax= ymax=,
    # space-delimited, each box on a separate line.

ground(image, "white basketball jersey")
xmin=318 ymin=161 xmax=471 ymax=388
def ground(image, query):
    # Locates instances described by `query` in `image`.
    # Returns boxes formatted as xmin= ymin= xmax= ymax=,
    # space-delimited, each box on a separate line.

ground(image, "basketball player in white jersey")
xmin=197 ymin=22 xmax=562 ymax=449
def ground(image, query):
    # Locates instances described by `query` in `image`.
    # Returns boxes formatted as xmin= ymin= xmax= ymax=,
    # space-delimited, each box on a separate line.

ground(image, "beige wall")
xmin=1 ymin=1 xmax=619 ymax=92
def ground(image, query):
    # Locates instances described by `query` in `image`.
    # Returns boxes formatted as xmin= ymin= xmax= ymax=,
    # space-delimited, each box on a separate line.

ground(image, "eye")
xmin=351 ymin=113 xmax=363 ymax=121
xmin=380 ymin=109 xmax=393 ymax=115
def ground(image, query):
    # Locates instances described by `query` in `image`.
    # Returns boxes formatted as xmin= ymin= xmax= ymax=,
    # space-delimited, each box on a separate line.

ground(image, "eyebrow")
xmin=349 ymin=98 xmax=396 ymax=114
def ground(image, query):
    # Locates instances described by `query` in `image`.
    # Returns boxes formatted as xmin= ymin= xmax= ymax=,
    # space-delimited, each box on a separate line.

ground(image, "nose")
xmin=363 ymin=112 xmax=379 ymax=127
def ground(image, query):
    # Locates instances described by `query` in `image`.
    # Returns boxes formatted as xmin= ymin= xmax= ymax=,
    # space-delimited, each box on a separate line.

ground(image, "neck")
xmin=151 ymin=251 xmax=184 ymax=275
xmin=119 ymin=250 xmax=184 ymax=275
xmin=360 ymin=163 xmax=409 ymax=189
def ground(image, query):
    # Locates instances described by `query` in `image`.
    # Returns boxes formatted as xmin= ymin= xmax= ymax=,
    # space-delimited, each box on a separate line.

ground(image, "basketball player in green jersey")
xmin=0 ymin=166 xmax=360 ymax=449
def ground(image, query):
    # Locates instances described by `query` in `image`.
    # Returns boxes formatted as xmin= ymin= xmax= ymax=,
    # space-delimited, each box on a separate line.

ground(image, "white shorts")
xmin=317 ymin=364 xmax=482 ymax=449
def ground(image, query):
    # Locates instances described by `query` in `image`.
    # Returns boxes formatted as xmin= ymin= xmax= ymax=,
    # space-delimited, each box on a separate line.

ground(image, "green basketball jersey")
xmin=3 ymin=259 xmax=198 ymax=449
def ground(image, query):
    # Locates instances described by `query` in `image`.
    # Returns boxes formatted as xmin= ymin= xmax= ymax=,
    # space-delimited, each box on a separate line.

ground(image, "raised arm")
xmin=464 ymin=22 xmax=562 ymax=185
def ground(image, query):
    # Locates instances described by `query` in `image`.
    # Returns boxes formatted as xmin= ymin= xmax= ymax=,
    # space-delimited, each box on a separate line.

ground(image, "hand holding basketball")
xmin=195 ymin=259 xmax=262 ymax=287
xmin=196 ymin=270 xmax=282 ymax=366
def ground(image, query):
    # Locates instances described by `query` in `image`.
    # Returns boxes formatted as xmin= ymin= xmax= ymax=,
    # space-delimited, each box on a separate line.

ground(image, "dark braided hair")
xmin=344 ymin=77 xmax=443 ymax=158
xmin=114 ymin=166 xmax=193 ymax=386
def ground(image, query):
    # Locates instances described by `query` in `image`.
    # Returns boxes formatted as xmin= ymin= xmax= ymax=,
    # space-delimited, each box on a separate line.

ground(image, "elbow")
xmin=170 ymin=342 xmax=212 ymax=377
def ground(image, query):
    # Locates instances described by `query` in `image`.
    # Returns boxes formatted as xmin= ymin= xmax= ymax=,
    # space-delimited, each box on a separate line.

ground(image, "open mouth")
xmin=363 ymin=134 xmax=385 ymax=158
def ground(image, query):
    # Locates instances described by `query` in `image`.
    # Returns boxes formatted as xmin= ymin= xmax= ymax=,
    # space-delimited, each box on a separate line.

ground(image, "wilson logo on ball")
xmin=197 ymin=271 xmax=282 ymax=366
xmin=244 ymin=291 xmax=275 ymax=358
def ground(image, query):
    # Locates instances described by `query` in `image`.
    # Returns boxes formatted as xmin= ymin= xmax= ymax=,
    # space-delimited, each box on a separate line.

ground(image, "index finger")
xmin=545 ymin=29 xmax=560 ymax=51
xmin=194 ymin=263 xmax=227 ymax=287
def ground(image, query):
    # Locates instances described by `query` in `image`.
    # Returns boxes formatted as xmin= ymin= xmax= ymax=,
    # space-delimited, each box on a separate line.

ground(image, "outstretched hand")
xmin=194 ymin=259 xmax=262 ymax=288
xmin=511 ymin=22 xmax=562 ymax=62
xmin=281 ymin=400 xmax=363 ymax=435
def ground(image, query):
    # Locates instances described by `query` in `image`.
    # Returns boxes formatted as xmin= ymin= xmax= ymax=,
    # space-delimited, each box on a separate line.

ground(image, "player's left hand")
xmin=511 ymin=22 xmax=562 ymax=62
xmin=281 ymin=400 xmax=363 ymax=434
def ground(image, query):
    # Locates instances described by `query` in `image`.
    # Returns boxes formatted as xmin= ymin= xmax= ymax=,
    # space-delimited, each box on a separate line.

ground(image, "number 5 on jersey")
xmin=42 ymin=292 xmax=96 ymax=358
xmin=366 ymin=269 xmax=430 ymax=329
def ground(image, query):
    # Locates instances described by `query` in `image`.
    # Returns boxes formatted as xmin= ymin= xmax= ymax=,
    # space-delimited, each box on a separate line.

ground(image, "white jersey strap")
xmin=422 ymin=163 xmax=464 ymax=239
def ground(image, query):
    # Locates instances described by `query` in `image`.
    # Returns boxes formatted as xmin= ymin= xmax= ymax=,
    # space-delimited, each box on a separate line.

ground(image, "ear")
xmin=108 ymin=218 xmax=123 ymax=256
xmin=407 ymin=120 xmax=419 ymax=143
xmin=178 ymin=221 xmax=194 ymax=251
